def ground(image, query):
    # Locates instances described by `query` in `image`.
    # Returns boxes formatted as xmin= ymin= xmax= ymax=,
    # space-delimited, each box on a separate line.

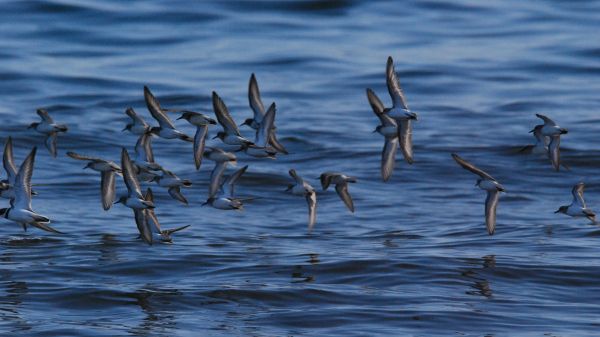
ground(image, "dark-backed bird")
xmin=319 ymin=172 xmax=357 ymax=213
xmin=123 ymin=107 xmax=151 ymax=135
xmin=28 ymin=109 xmax=68 ymax=157
xmin=452 ymin=153 xmax=505 ymax=235
xmin=177 ymin=111 xmax=216 ymax=170
xmin=0 ymin=147 xmax=62 ymax=234
xmin=212 ymin=91 xmax=254 ymax=147
xmin=203 ymin=165 xmax=248 ymax=210
xmin=287 ymin=169 xmax=317 ymax=231
xmin=144 ymin=86 xmax=193 ymax=142
xmin=555 ymin=182 xmax=596 ymax=223
xmin=67 ymin=151 xmax=122 ymax=210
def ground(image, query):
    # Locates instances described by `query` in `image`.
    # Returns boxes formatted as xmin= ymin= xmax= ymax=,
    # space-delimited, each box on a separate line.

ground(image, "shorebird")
xmin=319 ymin=172 xmax=357 ymax=213
xmin=533 ymin=114 xmax=568 ymax=171
xmin=287 ymin=169 xmax=317 ymax=231
xmin=243 ymin=102 xmax=278 ymax=158
xmin=204 ymin=147 xmax=237 ymax=198
xmin=133 ymin=131 xmax=163 ymax=182
xmin=519 ymin=125 xmax=548 ymax=155
xmin=367 ymin=88 xmax=399 ymax=181
xmin=114 ymin=148 xmax=155 ymax=210
xmin=28 ymin=109 xmax=68 ymax=157
xmin=67 ymin=151 xmax=122 ymax=210
xmin=382 ymin=56 xmax=417 ymax=164
xmin=555 ymin=182 xmax=596 ymax=223
xmin=144 ymin=86 xmax=193 ymax=142
xmin=203 ymin=165 xmax=248 ymax=210
xmin=0 ymin=137 xmax=18 ymax=199
xmin=0 ymin=147 xmax=62 ymax=233
xmin=177 ymin=111 xmax=216 ymax=170
xmin=123 ymin=107 xmax=151 ymax=135
xmin=134 ymin=188 xmax=190 ymax=245
xmin=151 ymin=169 xmax=192 ymax=205
xmin=241 ymin=73 xmax=288 ymax=154
xmin=212 ymin=91 xmax=254 ymax=147
xmin=452 ymin=153 xmax=505 ymax=235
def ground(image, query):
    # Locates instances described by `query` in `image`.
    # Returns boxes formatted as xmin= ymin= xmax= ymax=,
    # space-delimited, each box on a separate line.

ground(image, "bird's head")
xmin=555 ymin=205 xmax=568 ymax=214
xmin=114 ymin=196 xmax=127 ymax=205
xmin=212 ymin=131 xmax=226 ymax=140
xmin=404 ymin=112 xmax=418 ymax=121
xmin=122 ymin=123 xmax=132 ymax=132
xmin=240 ymin=118 xmax=254 ymax=127
xmin=176 ymin=112 xmax=192 ymax=121
xmin=0 ymin=208 xmax=7 ymax=218
xmin=28 ymin=122 xmax=39 ymax=129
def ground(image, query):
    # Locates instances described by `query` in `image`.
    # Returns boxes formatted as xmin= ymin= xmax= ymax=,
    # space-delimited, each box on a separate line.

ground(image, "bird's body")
xmin=67 ymin=152 xmax=122 ymax=210
xmin=116 ymin=148 xmax=154 ymax=210
xmin=177 ymin=112 xmax=215 ymax=170
xmin=144 ymin=86 xmax=192 ymax=142
xmin=319 ymin=172 xmax=357 ymax=213
xmin=212 ymin=91 xmax=254 ymax=147
xmin=452 ymin=153 xmax=505 ymax=235
xmin=204 ymin=165 xmax=248 ymax=210
xmin=123 ymin=107 xmax=151 ymax=135
xmin=555 ymin=183 xmax=596 ymax=222
xmin=28 ymin=109 xmax=68 ymax=157
xmin=287 ymin=169 xmax=317 ymax=230
xmin=0 ymin=147 xmax=62 ymax=234
xmin=533 ymin=114 xmax=568 ymax=171
xmin=152 ymin=170 xmax=192 ymax=205
xmin=241 ymin=73 xmax=288 ymax=154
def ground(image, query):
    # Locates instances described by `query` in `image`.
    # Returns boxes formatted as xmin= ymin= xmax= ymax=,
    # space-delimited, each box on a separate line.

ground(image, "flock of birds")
xmin=0 ymin=56 xmax=592 ymax=244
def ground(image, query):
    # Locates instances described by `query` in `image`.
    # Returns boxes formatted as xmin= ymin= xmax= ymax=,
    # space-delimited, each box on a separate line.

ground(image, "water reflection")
xmin=0 ymin=252 xmax=32 ymax=334
xmin=463 ymin=255 xmax=496 ymax=299
xmin=127 ymin=286 xmax=180 ymax=336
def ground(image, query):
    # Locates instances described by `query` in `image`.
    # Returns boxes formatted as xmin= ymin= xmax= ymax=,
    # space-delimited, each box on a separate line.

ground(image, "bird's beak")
xmin=554 ymin=209 xmax=560 ymax=213
xmin=560 ymin=128 xmax=568 ymax=134
xmin=176 ymin=115 xmax=184 ymax=120
xmin=114 ymin=200 xmax=122 ymax=204
xmin=201 ymin=201 xmax=208 ymax=206
xmin=372 ymin=128 xmax=378 ymax=133
xmin=212 ymin=135 xmax=219 ymax=139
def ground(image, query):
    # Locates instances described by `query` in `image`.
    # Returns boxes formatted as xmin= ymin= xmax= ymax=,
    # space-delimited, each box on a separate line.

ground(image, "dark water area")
xmin=1 ymin=0 xmax=600 ymax=336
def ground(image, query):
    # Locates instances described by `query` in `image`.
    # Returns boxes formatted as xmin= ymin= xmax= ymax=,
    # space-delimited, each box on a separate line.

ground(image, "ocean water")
xmin=1 ymin=0 xmax=600 ymax=336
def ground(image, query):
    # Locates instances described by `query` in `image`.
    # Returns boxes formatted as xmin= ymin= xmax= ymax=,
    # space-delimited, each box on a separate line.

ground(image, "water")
xmin=1 ymin=0 xmax=600 ymax=335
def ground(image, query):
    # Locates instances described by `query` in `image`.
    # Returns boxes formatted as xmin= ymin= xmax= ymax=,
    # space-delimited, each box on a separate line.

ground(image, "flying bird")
xmin=123 ymin=107 xmax=151 ymax=135
xmin=452 ymin=153 xmax=505 ymax=235
xmin=0 ymin=147 xmax=62 ymax=233
xmin=287 ymin=169 xmax=317 ymax=231
xmin=241 ymin=73 xmax=288 ymax=154
xmin=203 ymin=165 xmax=248 ymax=210
xmin=319 ymin=172 xmax=357 ymax=213
xmin=115 ymin=148 xmax=155 ymax=210
xmin=243 ymin=102 xmax=278 ymax=158
xmin=177 ymin=111 xmax=216 ymax=170
xmin=212 ymin=91 xmax=254 ymax=147
xmin=144 ymin=86 xmax=193 ymax=142
xmin=67 ymin=151 xmax=122 ymax=210
xmin=28 ymin=109 xmax=68 ymax=157
xmin=533 ymin=114 xmax=568 ymax=171
xmin=0 ymin=137 xmax=18 ymax=199
xmin=555 ymin=182 xmax=596 ymax=223
xmin=134 ymin=188 xmax=190 ymax=245
xmin=151 ymin=169 xmax=192 ymax=205
xmin=204 ymin=147 xmax=238 ymax=199
xmin=367 ymin=88 xmax=399 ymax=181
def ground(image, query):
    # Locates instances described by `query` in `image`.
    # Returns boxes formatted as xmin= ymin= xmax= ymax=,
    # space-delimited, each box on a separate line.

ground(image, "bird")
xmin=1 ymin=137 xmax=18 ymax=199
xmin=203 ymin=165 xmax=248 ymax=210
xmin=383 ymin=56 xmax=417 ymax=164
xmin=212 ymin=91 xmax=254 ymax=147
xmin=243 ymin=102 xmax=278 ymax=158
xmin=123 ymin=107 xmax=151 ymax=135
xmin=114 ymin=148 xmax=155 ymax=210
xmin=67 ymin=151 xmax=122 ymax=210
xmin=204 ymin=147 xmax=238 ymax=199
xmin=28 ymin=109 xmax=68 ymax=158
xmin=286 ymin=169 xmax=317 ymax=231
xmin=0 ymin=147 xmax=62 ymax=234
xmin=452 ymin=153 xmax=505 ymax=235
xmin=241 ymin=73 xmax=288 ymax=154
xmin=132 ymin=131 xmax=163 ymax=182
xmin=555 ymin=182 xmax=596 ymax=222
xmin=367 ymin=88 xmax=399 ymax=181
xmin=518 ymin=125 xmax=548 ymax=155
xmin=177 ymin=111 xmax=216 ymax=170
xmin=533 ymin=114 xmax=568 ymax=171
xmin=144 ymin=86 xmax=193 ymax=142
xmin=151 ymin=169 xmax=192 ymax=205
xmin=319 ymin=172 xmax=357 ymax=213
xmin=134 ymin=188 xmax=190 ymax=245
